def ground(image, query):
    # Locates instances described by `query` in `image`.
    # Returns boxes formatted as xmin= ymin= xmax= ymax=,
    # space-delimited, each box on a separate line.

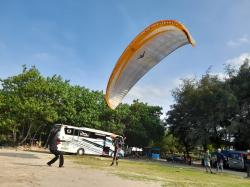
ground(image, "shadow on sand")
xmin=14 ymin=162 xmax=44 ymax=167
xmin=0 ymin=152 xmax=39 ymax=159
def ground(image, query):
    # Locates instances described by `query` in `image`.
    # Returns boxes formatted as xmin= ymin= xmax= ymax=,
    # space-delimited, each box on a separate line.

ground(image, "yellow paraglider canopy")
xmin=106 ymin=20 xmax=195 ymax=109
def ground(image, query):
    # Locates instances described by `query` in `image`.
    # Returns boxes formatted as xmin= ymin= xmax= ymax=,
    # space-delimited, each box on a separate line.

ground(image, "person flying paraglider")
xmin=110 ymin=136 xmax=126 ymax=166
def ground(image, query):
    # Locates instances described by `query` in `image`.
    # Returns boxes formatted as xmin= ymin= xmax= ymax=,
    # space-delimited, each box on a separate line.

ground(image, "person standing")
xmin=204 ymin=150 xmax=213 ymax=173
xmin=110 ymin=136 xmax=125 ymax=166
xmin=216 ymin=148 xmax=224 ymax=173
xmin=45 ymin=126 xmax=64 ymax=167
xmin=246 ymin=150 xmax=250 ymax=178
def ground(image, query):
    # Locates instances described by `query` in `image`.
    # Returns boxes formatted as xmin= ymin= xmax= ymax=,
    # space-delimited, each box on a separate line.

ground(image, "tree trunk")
xmin=32 ymin=124 xmax=43 ymax=144
xmin=203 ymin=136 xmax=208 ymax=151
xmin=12 ymin=129 xmax=17 ymax=146
xmin=184 ymin=142 xmax=190 ymax=157
xmin=19 ymin=124 xmax=32 ymax=145
xmin=203 ymin=127 xmax=208 ymax=151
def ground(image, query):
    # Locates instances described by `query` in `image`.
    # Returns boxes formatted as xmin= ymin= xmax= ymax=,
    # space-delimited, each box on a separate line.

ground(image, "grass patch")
xmin=70 ymin=156 xmax=250 ymax=187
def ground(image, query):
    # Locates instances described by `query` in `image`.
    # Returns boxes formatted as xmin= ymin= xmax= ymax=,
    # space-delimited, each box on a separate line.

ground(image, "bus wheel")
xmin=77 ymin=148 xmax=85 ymax=155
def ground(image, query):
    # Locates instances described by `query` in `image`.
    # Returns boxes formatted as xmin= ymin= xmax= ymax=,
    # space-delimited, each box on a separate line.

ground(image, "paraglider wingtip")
xmin=105 ymin=96 xmax=116 ymax=110
xmin=191 ymin=40 xmax=196 ymax=47
xmin=189 ymin=37 xmax=196 ymax=47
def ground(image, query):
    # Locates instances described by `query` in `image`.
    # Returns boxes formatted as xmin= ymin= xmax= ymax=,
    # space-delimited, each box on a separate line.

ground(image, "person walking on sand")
xmin=45 ymin=126 xmax=64 ymax=168
xmin=204 ymin=150 xmax=213 ymax=173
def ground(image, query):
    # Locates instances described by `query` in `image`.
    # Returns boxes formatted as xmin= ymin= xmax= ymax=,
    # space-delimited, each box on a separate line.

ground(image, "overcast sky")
xmin=0 ymin=0 xmax=250 ymax=116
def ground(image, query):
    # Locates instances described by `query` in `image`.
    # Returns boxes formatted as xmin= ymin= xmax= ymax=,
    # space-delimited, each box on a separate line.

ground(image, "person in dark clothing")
xmin=45 ymin=126 xmax=64 ymax=167
xmin=246 ymin=150 xmax=250 ymax=177
xmin=216 ymin=148 xmax=224 ymax=173
xmin=110 ymin=136 xmax=125 ymax=166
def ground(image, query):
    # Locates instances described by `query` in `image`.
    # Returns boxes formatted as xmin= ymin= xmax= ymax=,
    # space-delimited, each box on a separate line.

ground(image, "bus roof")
xmin=55 ymin=124 xmax=119 ymax=138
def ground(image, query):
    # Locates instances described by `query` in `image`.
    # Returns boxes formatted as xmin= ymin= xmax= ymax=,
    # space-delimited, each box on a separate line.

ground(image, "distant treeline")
xmin=1 ymin=59 xmax=250 ymax=155
xmin=0 ymin=65 xmax=164 ymax=147
xmin=166 ymin=58 xmax=250 ymax=154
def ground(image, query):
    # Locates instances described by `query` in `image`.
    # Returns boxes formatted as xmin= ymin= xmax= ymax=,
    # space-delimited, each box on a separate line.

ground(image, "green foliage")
xmin=3 ymin=58 xmax=249 ymax=152
xmin=159 ymin=133 xmax=180 ymax=153
xmin=0 ymin=66 xmax=165 ymax=147
xmin=0 ymin=66 xmax=58 ymax=144
xmin=226 ymin=59 xmax=250 ymax=149
xmin=123 ymin=100 xmax=164 ymax=147
xmin=166 ymin=58 xmax=250 ymax=152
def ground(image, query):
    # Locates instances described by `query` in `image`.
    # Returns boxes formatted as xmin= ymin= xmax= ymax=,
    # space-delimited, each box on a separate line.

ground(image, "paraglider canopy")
xmin=105 ymin=20 xmax=195 ymax=109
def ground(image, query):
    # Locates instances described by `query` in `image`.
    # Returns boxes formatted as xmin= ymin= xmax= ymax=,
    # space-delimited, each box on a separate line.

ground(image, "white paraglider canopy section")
xmin=106 ymin=20 xmax=195 ymax=109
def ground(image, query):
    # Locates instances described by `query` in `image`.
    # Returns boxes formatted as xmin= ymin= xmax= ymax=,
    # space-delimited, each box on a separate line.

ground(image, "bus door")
xmin=60 ymin=127 xmax=75 ymax=152
xmin=102 ymin=136 xmax=110 ymax=156
xmin=64 ymin=127 xmax=79 ymax=148
xmin=72 ymin=129 xmax=80 ymax=147
xmin=64 ymin=127 xmax=74 ymax=141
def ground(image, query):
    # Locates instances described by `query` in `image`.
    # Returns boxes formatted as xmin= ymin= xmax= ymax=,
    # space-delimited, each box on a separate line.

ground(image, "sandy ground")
xmin=0 ymin=149 xmax=160 ymax=187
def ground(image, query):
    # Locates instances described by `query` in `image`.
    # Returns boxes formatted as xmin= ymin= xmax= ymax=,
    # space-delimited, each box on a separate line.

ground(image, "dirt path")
xmin=0 ymin=149 xmax=160 ymax=187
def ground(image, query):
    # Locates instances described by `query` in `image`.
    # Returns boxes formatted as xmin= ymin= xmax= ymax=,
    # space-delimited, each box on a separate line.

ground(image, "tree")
xmin=226 ymin=59 xmax=250 ymax=149
xmin=166 ymin=78 xmax=199 ymax=155
xmin=0 ymin=65 xmax=165 ymax=148
xmin=0 ymin=66 xmax=58 ymax=144
xmin=195 ymin=73 xmax=237 ymax=149
xmin=124 ymin=100 xmax=165 ymax=147
xmin=166 ymin=73 xmax=237 ymax=153
xmin=159 ymin=132 xmax=180 ymax=154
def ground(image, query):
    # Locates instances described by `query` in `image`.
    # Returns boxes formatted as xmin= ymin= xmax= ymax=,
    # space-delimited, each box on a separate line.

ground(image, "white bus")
xmin=54 ymin=124 xmax=124 ymax=157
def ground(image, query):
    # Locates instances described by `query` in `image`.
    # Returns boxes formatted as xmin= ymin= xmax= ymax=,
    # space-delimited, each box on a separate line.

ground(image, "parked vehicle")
xmin=166 ymin=154 xmax=185 ymax=163
xmin=210 ymin=151 xmax=229 ymax=168
xmin=227 ymin=151 xmax=247 ymax=170
xmin=210 ymin=150 xmax=247 ymax=170
xmin=53 ymin=124 xmax=124 ymax=157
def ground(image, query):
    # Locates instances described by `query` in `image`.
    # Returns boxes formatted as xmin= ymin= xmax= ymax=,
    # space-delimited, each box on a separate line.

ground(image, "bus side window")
xmin=79 ymin=130 xmax=89 ymax=137
xmin=89 ymin=132 xmax=96 ymax=139
xmin=93 ymin=133 xmax=105 ymax=140
xmin=74 ymin=129 xmax=79 ymax=136
xmin=89 ymin=132 xmax=103 ymax=139
xmin=65 ymin=128 xmax=73 ymax=135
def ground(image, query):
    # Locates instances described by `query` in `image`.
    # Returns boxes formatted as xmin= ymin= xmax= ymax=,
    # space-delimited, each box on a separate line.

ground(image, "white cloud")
xmin=124 ymin=85 xmax=170 ymax=103
xmin=226 ymin=53 xmax=250 ymax=66
xmin=122 ymin=77 xmax=191 ymax=116
xmin=123 ymin=84 xmax=172 ymax=116
xmin=209 ymin=72 xmax=228 ymax=81
xmin=227 ymin=35 xmax=250 ymax=47
xmin=208 ymin=53 xmax=250 ymax=80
